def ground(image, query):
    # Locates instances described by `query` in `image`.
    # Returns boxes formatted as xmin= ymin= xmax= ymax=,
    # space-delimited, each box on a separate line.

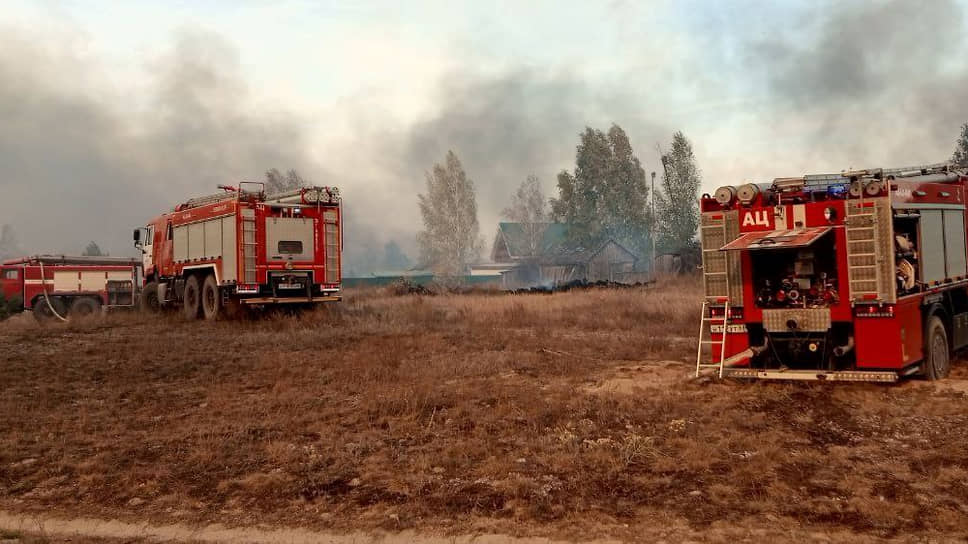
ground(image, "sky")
xmin=1 ymin=0 xmax=967 ymax=271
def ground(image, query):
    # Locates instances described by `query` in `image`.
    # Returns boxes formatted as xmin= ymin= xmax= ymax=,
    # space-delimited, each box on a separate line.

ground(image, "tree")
xmin=417 ymin=151 xmax=483 ymax=276
xmin=502 ymin=175 xmax=548 ymax=257
xmin=655 ymin=131 xmax=701 ymax=254
xmin=382 ymin=240 xmax=412 ymax=270
xmin=0 ymin=225 xmax=22 ymax=261
xmin=953 ymin=123 xmax=968 ymax=166
xmin=550 ymin=125 xmax=650 ymax=254
xmin=82 ymin=241 xmax=104 ymax=256
xmin=265 ymin=168 xmax=308 ymax=193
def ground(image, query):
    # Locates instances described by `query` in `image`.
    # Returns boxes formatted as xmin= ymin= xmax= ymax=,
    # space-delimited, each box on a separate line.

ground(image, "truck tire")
xmin=923 ymin=316 xmax=951 ymax=380
xmin=33 ymin=296 xmax=67 ymax=323
xmin=201 ymin=274 xmax=221 ymax=320
xmin=140 ymin=281 xmax=161 ymax=313
xmin=69 ymin=297 xmax=102 ymax=321
xmin=183 ymin=275 xmax=202 ymax=320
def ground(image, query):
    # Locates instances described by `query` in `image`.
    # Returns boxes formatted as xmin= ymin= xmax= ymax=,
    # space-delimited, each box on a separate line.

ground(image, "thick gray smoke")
xmin=739 ymin=0 xmax=967 ymax=171
xmin=316 ymin=69 xmax=669 ymax=274
xmin=0 ymin=28 xmax=316 ymax=258
xmin=3 ymin=1 xmax=966 ymax=273
xmin=757 ymin=1 xmax=962 ymax=106
xmin=0 ymin=26 xmax=668 ymax=271
xmin=400 ymin=70 xmax=668 ymax=255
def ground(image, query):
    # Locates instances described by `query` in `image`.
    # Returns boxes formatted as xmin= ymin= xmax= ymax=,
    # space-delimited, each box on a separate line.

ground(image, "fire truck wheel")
xmin=69 ymin=297 xmax=101 ymax=320
xmin=923 ymin=316 xmax=950 ymax=380
xmin=140 ymin=282 xmax=161 ymax=313
xmin=201 ymin=274 xmax=221 ymax=320
xmin=183 ymin=275 xmax=202 ymax=320
xmin=33 ymin=296 xmax=67 ymax=323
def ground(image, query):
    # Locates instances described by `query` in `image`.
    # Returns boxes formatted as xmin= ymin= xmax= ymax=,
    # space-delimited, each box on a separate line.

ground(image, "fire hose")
xmin=38 ymin=261 xmax=68 ymax=322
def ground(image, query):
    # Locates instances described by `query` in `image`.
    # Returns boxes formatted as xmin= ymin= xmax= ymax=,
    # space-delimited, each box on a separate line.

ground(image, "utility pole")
xmin=659 ymin=153 xmax=675 ymax=276
xmin=650 ymin=171 xmax=657 ymax=278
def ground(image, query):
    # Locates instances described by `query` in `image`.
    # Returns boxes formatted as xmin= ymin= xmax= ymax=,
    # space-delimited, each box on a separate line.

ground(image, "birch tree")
xmin=655 ymin=131 xmax=701 ymax=252
xmin=417 ymin=151 xmax=483 ymax=276
xmin=502 ymin=175 xmax=547 ymax=256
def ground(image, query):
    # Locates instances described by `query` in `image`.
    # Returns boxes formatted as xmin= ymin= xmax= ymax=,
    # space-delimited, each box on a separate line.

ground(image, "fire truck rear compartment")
xmin=741 ymin=232 xmax=855 ymax=371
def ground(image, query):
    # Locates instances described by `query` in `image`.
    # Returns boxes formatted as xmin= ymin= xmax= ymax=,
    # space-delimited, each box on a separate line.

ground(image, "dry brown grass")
xmin=2 ymin=276 xmax=968 ymax=542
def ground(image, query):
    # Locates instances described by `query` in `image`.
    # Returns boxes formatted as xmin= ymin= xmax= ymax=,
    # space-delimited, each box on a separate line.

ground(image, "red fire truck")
xmin=134 ymin=182 xmax=342 ymax=319
xmin=0 ymin=255 xmax=141 ymax=322
xmin=697 ymin=162 xmax=968 ymax=382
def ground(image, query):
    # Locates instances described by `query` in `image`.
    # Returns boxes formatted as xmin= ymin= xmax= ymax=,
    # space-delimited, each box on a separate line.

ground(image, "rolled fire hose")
xmin=38 ymin=261 xmax=68 ymax=322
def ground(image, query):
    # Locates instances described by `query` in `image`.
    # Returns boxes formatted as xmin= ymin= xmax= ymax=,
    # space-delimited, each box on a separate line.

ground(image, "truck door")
xmin=1 ymin=267 xmax=23 ymax=302
xmin=142 ymin=225 xmax=154 ymax=275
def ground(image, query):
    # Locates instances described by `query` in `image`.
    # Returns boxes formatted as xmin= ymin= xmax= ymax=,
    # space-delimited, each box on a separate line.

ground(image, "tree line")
xmin=1 ymin=125 xmax=966 ymax=274
xmin=417 ymin=125 xmax=701 ymax=276
xmin=417 ymin=122 xmax=968 ymax=277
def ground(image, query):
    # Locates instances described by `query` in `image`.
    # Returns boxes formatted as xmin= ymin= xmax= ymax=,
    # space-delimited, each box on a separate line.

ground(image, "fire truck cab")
xmin=697 ymin=162 xmax=968 ymax=382
xmin=135 ymin=182 xmax=342 ymax=319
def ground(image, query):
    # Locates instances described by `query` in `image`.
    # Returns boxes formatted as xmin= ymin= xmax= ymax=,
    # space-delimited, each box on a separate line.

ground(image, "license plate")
xmin=278 ymin=283 xmax=304 ymax=289
xmin=711 ymin=324 xmax=747 ymax=334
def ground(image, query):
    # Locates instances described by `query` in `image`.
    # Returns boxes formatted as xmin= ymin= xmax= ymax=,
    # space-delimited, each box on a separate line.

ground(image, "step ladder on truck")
xmin=695 ymin=211 xmax=735 ymax=377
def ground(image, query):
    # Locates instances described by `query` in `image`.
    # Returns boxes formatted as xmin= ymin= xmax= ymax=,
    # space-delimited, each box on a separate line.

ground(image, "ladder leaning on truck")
xmin=696 ymin=162 xmax=968 ymax=382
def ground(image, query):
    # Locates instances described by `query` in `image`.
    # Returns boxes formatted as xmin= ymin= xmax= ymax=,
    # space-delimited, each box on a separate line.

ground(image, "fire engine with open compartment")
xmin=697 ymin=162 xmax=968 ymax=381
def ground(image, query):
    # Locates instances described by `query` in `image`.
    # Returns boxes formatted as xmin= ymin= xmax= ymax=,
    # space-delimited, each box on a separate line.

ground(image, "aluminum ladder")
xmin=696 ymin=298 xmax=731 ymax=378
xmin=845 ymin=188 xmax=882 ymax=300
xmin=241 ymin=210 xmax=258 ymax=284
xmin=696 ymin=214 xmax=732 ymax=378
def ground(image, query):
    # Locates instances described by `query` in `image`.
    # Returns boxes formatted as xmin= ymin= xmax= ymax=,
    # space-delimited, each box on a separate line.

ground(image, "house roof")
xmin=494 ymin=222 xmax=568 ymax=259
xmin=542 ymin=238 xmax=638 ymax=265
xmin=493 ymin=223 xmax=639 ymax=265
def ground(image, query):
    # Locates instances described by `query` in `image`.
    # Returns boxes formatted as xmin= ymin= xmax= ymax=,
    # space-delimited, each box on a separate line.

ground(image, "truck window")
xmin=278 ymin=241 xmax=303 ymax=254
xmin=145 ymin=226 xmax=153 ymax=246
xmin=2 ymin=269 xmax=17 ymax=280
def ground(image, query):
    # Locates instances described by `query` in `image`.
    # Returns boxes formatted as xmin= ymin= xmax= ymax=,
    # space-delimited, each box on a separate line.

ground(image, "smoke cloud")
xmin=286 ymin=68 xmax=670 ymax=274
xmin=0 ymin=27 xmax=316 ymax=258
xmin=2 ymin=1 xmax=966 ymax=273
xmin=734 ymin=0 xmax=968 ymax=172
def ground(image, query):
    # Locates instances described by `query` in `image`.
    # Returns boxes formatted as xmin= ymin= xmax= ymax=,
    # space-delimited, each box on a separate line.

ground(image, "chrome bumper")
xmin=724 ymin=368 xmax=898 ymax=382
xmin=240 ymin=295 xmax=342 ymax=305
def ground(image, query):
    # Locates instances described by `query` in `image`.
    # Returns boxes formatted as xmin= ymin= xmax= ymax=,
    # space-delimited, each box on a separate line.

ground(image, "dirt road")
xmin=0 ymin=510 xmax=627 ymax=543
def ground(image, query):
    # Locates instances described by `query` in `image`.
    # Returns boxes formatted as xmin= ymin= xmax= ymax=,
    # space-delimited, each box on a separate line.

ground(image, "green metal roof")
xmin=497 ymin=222 xmax=568 ymax=258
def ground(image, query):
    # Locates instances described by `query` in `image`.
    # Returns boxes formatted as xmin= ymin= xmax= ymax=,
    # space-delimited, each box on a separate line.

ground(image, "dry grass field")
xmin=2 ymin=277 xmax=968 ymax=543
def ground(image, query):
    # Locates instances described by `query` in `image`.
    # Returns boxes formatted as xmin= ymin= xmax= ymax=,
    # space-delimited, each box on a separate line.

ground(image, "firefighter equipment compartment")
xmin=697 ymin=162 xmax=968 ymax=381
xmin=745 ymin=231 xmax=840 ymax=309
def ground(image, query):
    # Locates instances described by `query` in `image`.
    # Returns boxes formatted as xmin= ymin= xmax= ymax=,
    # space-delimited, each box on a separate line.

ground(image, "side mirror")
xmin=133 ymin=228 xmax=142 ymax=248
